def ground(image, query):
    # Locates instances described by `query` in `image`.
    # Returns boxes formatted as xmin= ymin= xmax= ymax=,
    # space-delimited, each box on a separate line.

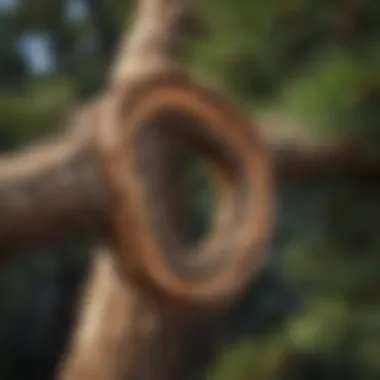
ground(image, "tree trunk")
xmin=57 ymin=250 xmax=228 ymax=380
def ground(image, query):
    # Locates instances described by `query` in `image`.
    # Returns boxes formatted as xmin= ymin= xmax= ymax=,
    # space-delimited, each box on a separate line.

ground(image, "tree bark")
xmin=275 ymin=146 xmax=380 ymax=182
xmin=58 ymin=1 xmax=239 ymax=379
xmin=0 ymin=111 xmax=110 ymax=256
xmin=1 ymin=121 xmax=377 ymax=259
xmin=57 ymin=249 xmax=227 ymax=380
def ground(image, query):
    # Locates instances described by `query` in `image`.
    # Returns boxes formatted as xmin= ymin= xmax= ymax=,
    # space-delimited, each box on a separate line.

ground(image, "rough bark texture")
xmin=0 ymin=121 xmax=376 ymax=258
xmin=0 ymin=107 xmax=110 ymax=257
xmin=275 ymin=147 xmax=380 ymax=182
xmin=257 ymin=118 xmax=380 ymax=182
xmin=57 ymin=249 xmax=227 ymax=380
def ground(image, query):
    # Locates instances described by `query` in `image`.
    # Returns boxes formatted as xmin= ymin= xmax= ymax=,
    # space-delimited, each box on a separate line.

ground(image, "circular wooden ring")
xmin=95 ymin=73 xmax=274 ymax=311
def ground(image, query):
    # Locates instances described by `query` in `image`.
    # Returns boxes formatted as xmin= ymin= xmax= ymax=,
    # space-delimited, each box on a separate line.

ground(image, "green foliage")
xmin=205 ymin=180 xmax=380 ymax=380
xmin=0 ymin=75 xmax=75 ymax=148
xmin=192 ymin=0 xmax=380 ymax=145
xmin=277 ymin=50 xmax=380 ymax=139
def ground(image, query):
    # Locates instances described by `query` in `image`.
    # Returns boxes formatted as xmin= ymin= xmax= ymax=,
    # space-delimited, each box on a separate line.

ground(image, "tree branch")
xmin=0 ymin=106 xmax=110 ymax=257
xmin=108 ymin=0 xmax=205 ymax=89
xmin=256 ymin=117 xmax=380 ymax=182
xmin=275 ymin=146 xmax=380 ymax=182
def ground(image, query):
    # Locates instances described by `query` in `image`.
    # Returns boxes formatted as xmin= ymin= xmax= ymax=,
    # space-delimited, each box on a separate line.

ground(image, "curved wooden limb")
xmin=94 ymin=73 xmax=274 ymax=311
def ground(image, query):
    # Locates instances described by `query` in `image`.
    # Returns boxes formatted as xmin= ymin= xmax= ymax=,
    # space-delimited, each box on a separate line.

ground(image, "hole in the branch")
xmin=174 ymin=146 xmax=217 ymax=246
xmin=133 ymin=111 xmax=223 ymax=251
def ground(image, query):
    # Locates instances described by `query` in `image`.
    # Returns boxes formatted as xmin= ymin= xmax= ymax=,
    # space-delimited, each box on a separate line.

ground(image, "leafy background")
xmin=0 ymin=0 xmax=379 ymax=379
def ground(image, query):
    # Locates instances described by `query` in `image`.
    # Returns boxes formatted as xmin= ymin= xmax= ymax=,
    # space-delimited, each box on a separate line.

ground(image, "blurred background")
xmin=0 ymin=0 xmax=379 ymax=379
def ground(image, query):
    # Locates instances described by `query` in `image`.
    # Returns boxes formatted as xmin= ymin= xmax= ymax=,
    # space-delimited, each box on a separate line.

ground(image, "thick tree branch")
xmin=275 ymin=146 xmax=380 ymax=182
xmin=1 ymin=122 xmax=377 ymax=257
xmin=0 ymin=0 xmax=207 ymax=258
xmin=257 ymin=118 xmax=380 ymax=182
xmin=109 ymin=0 xmax=205 ymax=89
xmin=0 ymin=107 xmax=110 ymax=256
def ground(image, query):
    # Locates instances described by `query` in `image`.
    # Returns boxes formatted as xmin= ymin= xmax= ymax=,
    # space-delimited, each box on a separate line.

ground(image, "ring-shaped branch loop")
xmin=95 ymin=73 xmax=274 ymax=312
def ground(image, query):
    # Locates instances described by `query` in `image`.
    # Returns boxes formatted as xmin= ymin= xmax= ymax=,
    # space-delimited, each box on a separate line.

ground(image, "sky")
xmin=0 ymin=0 xmax=88 ymax=74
